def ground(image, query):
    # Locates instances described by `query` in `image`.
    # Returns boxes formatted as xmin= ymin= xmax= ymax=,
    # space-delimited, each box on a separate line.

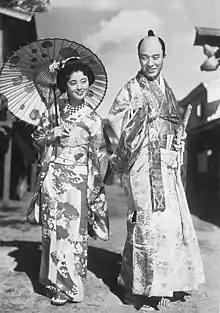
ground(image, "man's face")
xmin=139 ymin=37 xmax=164 ymax=80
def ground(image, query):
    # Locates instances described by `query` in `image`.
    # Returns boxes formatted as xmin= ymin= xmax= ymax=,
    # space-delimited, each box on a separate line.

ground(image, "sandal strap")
xmin=141 ymin=304 xmax=156 ymax=311
xmin=51 ymin=296 xmax=68 ymax=306
xmin=158 ymin=297 xmax=171 ymax=307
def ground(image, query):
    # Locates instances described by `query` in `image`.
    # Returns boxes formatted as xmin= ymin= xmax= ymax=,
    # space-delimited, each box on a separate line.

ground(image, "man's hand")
xmin=173 ymin=130 xmax=187 ymax=152
xmin=181 ymin=131 xmax=187 ymax=140
xmin=167 ymin=159 xmax=178 ymax=169
xmin=173 ymin=140 xmax=185 ymax=152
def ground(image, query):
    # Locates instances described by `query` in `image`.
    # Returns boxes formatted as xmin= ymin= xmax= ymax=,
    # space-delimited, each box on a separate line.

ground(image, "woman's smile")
xmin=66 ymin=71 xmax=89 ymax=105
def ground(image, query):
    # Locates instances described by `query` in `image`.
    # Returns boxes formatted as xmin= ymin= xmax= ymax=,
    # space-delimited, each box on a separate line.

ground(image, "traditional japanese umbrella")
xmin=0 ymin=38 xmax=108 ymax=126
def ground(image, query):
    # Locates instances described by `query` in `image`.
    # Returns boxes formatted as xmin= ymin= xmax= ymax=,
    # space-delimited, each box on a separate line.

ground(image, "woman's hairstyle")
xmin=138 ymin=30 xmax=166 ymax=57
xmin=57 ymin=58 xmax=95 ymax=93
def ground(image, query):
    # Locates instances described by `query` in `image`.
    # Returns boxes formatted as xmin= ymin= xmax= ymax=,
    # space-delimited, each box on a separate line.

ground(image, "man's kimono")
xmin=109 ymin=71 xmax=205 ymax=297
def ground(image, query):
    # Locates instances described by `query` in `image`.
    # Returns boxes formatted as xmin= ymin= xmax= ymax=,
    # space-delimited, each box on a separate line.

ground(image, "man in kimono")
xmin=109 ymin=30 xmax=205 ymax=311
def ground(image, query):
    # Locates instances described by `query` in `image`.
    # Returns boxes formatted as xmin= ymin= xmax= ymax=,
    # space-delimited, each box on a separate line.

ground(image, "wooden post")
xmin=30 ymin=162 xmax=37 ymax=192
xmin=0 ymin=14 xmax=14 ymax=206
xmin=2 ymin=113 xmax=13 ymax=206
xmin=0 ymin=14 xmax=2 ymax=69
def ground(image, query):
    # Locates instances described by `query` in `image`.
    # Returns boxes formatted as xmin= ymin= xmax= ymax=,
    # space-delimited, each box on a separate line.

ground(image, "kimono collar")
xmin=138 ymin=70 xmax=165 ymax=94
xmin=157 ymin=75 xmax=165 ymax=95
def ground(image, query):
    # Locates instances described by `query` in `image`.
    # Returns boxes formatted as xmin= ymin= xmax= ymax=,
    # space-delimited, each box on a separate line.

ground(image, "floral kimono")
xmin=109 ymin=71 xmax=205 ymax=297
xmin=28 ymin=98 xmax=109 ymax=301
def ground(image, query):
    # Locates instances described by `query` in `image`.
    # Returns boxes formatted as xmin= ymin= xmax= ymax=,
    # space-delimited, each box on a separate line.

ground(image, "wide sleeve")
xmin=32 ymin=110 xmax=53 ymax=149
xmin=108 ymin=83 xmax=131 ymax=139
xmin=87 ymin=112 xmax=110 ymax=241
xmin=108 ymin=81 xmax=148 ymax=173
xmin=89 ymin=112 xmax=110 ymax=181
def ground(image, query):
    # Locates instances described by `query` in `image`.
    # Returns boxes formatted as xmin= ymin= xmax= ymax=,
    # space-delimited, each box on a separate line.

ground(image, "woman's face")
xmin=66 ymin=71 xmax=89 ymax=103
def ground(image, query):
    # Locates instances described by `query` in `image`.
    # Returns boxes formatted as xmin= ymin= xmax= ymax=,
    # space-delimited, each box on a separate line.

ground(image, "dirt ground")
xmin=0 ymin=184 xmax=220 ymax=313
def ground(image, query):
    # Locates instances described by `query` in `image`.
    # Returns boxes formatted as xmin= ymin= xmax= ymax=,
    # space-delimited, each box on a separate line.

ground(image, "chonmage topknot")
xmin=148 ymin=30 xmax=155 ymax=36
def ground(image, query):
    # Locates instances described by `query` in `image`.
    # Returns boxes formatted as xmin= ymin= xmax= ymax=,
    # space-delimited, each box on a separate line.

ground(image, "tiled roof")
xmin=0 ymin=0 xmax=50 ymax=21
xmin=194 ymin=26 xmax=220 ymax=47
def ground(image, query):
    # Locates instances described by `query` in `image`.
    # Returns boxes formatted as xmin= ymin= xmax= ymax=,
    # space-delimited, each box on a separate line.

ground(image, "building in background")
xmin=179 ymin=77 xmax=220 ymax=221
xmin=0 ymin=1 xmax=50 ymax=205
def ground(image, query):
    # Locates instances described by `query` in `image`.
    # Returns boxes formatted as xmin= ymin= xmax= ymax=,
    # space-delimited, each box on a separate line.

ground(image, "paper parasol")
xmin=0 ymin=38 xmax=108 ymax=126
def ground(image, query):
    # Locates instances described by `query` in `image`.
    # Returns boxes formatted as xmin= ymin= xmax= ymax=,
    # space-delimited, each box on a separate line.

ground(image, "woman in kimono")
xmin=28 ymin=57 xmax=109 ymax=305
xmin=109 ymin=31 xmax=205 ymax=311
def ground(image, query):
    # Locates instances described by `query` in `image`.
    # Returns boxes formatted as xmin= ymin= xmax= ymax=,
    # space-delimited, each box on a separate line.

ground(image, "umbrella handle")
xmin=52 ymin=85 xmax=59 ymax=127
xmin=52 ymin=85 xmax=60 ymax=157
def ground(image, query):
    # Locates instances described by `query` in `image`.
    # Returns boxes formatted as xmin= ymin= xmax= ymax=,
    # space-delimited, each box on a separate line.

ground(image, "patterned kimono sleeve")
xmin=90 ymin=112 xmax=110 ymax=181
xmin=109 ymin=81 xmax=145 ymax=173
xmin=108 ymin=83 xmax=131 ymax=139
xmin=87 ymin=111 xmax=109 ymax=241
xmin=27 ymin=111 xmax=53 ymax=225
xmin=32 ymin=110 xmax=52 ymax=149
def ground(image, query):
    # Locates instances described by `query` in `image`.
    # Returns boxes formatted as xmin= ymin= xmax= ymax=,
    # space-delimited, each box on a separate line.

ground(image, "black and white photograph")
xmin=0 ymin=0 xmax=220 ymax=312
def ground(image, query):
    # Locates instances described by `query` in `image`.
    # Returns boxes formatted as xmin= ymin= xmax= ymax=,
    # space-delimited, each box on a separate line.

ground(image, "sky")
xmin=35 ymin=0 xmax=220 ymax=117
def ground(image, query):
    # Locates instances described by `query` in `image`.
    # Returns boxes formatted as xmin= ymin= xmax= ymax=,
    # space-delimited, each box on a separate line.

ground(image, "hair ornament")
xmin=60 ymin=56 xmax=80 ymax=68
xmin=49 ymin=56 xmax=80 ymax=73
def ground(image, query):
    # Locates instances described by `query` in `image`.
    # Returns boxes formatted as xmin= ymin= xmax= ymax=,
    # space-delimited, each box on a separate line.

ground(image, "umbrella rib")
xmin=52 ymin=38 xmax=56 ymax=61
xmin=0 ymin=67 xmax=35 ymax=75
xmin=7 ymin=45 xmax=46 ymax=71
xmin=9 ymin=87 xmax=39 ymax=111
xmin=68 ymin=40 xmax=82 ymax=58
xmin=29 ymin=41 xmax=49 ymax=68
xmin=58 ymin=38 xmax=67 ymax=62
xmin=11 ymin=91 xmax=41 ymax=116
xmin=6 ymin=81 xmax=38 ymax=103
xmin=0 ymin=80 xmax=35 ymax=93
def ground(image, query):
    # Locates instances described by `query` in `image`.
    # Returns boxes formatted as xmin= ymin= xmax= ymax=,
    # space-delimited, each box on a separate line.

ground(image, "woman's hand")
xmin=48 ymin=126 xmax=69 ymax=144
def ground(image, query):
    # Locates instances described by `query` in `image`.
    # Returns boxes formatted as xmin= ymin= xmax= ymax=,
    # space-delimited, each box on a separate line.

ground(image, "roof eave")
xmin=179 ymin=83 xmax=206 ymax=108
xmin=194 ymin=26 xmax=220 ymax=47
xmin=0 ymin=7 xmax=33 ymax=21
